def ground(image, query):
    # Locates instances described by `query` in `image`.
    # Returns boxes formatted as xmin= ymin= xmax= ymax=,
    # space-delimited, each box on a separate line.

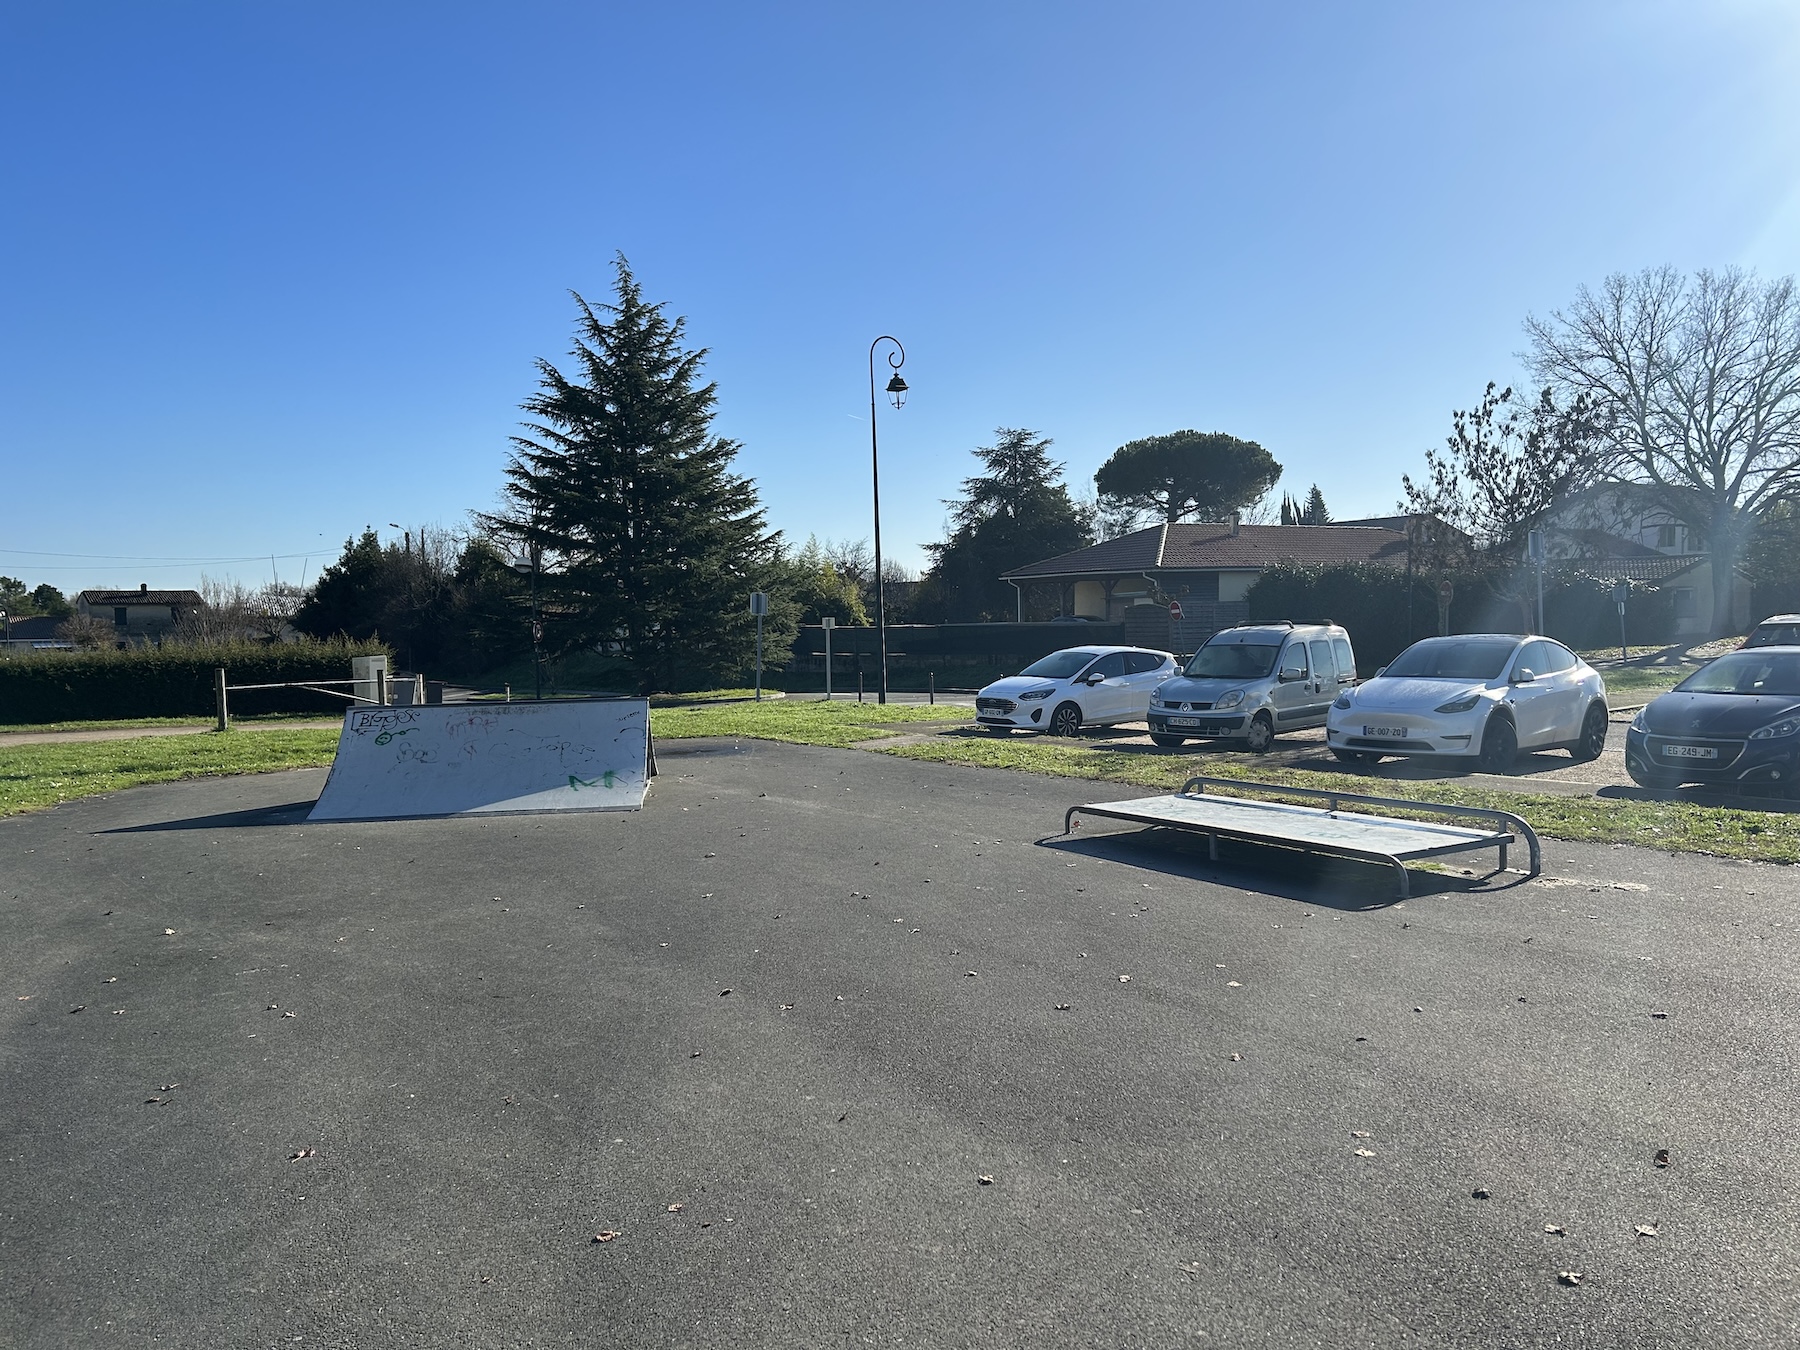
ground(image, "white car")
xmin=1325 ymin=634 xmax=1609 ymax=772
xmin=975 ymin=646 xmax=1178 ymax=736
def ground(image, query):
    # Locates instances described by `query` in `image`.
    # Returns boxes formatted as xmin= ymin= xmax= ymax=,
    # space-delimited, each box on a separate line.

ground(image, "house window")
xmin=1672 ymin=588 xmax=1696 ymax=619
xmin=1656 ymin=524 xmax=1677 ymax=548
xmin=113 ymin=607 xmax=128 ymax=627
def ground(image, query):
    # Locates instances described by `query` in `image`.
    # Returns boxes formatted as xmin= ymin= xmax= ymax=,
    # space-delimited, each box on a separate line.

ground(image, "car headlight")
xmin=1631 ymin=707 xmax=1649 ymax=732
xmin=1017 ymin=687 xmax=1055 ymax=701
xmin=1434 ymin=693 xmax=1481 ymax=714
xmin=1214 ymin=689 xmax=1245 ymax=710
xmin=1332 ymin=691 xmax=1352 ymax=711
xmin=1750 ymin=716 xmax=1800 ymax=740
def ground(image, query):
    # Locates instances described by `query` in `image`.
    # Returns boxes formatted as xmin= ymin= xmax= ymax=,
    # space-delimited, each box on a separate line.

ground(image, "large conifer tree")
xmin=495 ymin=259 xmax=780 ymax=692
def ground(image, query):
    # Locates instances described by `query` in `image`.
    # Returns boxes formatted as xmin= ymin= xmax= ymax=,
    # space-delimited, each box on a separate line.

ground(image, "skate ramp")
xmin=308 ymin=699 xmax=651 ymax=821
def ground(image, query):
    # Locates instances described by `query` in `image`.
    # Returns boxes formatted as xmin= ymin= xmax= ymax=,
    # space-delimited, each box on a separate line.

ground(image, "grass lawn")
xmin=0 ymin=713 xmax=337 ymax=735
xmin=1590 ymin=664 xmax=1694 ymax=702
xmin=649 ymin=699 xmax=967 ymax=748
xmin=0 ymin=729 xmax=341 ymax=817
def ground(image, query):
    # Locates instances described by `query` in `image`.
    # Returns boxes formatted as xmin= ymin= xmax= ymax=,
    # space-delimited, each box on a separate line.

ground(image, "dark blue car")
xmin=1624 ymin=647 xmax=1800 ymax=793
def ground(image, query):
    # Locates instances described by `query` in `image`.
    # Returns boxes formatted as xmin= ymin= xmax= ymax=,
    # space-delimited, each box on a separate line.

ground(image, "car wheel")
xmin=1048 ymin=702 xmax=1083 ymax=738
xmin=1244 ymin=711 xmax=1275 ymax=755
xmin=1571 ymin=703 xmax=1608 ymax=761
xmin=1476 ymin=715 xmax=1517 ymax=774
xmin=1149 ymin=733 xmax=1186 ymax=748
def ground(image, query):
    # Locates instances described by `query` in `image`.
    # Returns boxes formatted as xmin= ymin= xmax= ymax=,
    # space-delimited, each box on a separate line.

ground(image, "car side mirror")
xmin=1279 ymin=667 xmax=1305 ymax=683
xmin=1512 ymin=668 xmax=1536 ymax=684
xmin=1083 ymin=673 xmax=1105 ymax=685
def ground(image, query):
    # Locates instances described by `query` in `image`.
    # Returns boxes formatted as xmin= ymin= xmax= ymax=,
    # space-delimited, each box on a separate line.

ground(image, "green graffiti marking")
xmin=568 ymin=771 xmax=620 ymax=791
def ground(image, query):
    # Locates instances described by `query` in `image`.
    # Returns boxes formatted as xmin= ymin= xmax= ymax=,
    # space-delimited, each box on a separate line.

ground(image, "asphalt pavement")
xmin=4 ymin=740 xmax=1799 ymax=1347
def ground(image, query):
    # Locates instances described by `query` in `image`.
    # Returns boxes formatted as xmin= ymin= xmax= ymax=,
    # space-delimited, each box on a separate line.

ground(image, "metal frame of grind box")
xmin=1062 ymin=776 xmax=1541 ymax=898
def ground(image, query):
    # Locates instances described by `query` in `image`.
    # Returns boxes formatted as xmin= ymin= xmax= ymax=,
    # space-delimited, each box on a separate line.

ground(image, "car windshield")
xmin=1019 ymin=649 xmax=1101 ymax=680
xmin=1676 ymin=651 xmax=1800 ymax=696
xmin=1382 ymin=638 xmax=1518 ymax=681
xmin=1746 ymin=625 xmax=1800 ymax=648
xmin=1185 ymin=643 xmax=1281 ymax=680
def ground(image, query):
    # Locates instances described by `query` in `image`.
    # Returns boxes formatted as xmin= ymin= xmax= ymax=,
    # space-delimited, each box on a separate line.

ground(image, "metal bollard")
xmin=858 ymin=672 xmax=864 ymax=703
xmin=214 ymin=667 xmax=228 ymax=731
xmin=929 ymin=672 xmax=935 ymax=705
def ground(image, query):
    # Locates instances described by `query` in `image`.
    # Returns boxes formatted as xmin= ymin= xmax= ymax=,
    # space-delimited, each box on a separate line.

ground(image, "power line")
xmin=0 ymin=547 xmax=334 ymax=563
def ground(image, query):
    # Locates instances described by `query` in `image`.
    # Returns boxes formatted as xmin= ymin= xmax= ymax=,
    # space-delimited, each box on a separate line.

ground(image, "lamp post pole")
xmin=868 ymin=336 xmax=908 ymax=705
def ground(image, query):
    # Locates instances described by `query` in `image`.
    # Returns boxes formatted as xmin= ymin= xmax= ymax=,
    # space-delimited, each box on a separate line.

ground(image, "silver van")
xmin=1146 ymin=622 xmax=1357 ymax=752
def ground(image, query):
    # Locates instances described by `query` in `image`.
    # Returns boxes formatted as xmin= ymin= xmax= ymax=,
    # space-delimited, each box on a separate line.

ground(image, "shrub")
xmin=1246 ymin=563 xmax=1676 ymax=672
xmin=0 ymin=638 xmax=390 ymax=724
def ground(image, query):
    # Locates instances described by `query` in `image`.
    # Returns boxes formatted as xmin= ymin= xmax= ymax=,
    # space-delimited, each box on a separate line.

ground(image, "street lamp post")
xmin=868 ymin=335 xmax=908 ymax=705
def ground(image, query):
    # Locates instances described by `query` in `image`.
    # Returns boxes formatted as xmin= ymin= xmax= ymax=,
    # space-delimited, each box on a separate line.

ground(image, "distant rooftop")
xmin=1002 ymin=522 xmax=1409 ymax=581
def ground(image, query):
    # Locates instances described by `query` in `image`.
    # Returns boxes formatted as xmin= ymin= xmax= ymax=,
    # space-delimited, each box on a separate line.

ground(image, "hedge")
xmin=1246 ymin=564 xmax=1676 ymax=673
xmin=0 ymin=638 xmax=391 ymax=724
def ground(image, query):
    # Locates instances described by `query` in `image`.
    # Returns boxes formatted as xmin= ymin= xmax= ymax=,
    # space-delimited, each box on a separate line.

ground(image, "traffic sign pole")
xmin=749 ymin=592 xmax=770 ymax=701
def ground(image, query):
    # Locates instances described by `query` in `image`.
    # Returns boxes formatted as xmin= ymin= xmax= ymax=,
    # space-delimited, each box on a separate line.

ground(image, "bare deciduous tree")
xmin=55 ymin=613 xmax=115 ymax=649
xmin=1527 ymin=266 xmax=1800 ymax=635
xmin=172 ymin=578 xmax=304 ymax=644
xmin=1402 ymin=383 xmax=1599 ymax=555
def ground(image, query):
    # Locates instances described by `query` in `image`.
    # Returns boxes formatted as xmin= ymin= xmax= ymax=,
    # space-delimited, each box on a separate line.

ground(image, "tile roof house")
xmin=1539 ymin=487 xmax=1750 ymax=636
xmin=1001 ymin=520 xmax=1410 ymax=648
xmin=75 ymin=585 xmax=205 ymax=644
xmin=0 ymin=614 xmax=69 ymax=650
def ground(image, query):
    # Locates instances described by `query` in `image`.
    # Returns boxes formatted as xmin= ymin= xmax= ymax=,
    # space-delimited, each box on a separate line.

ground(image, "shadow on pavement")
xmin=101 ymin=801 xmax=316 ymax=832
xmin=1035 ymin=825 xmax=1525 ymax=910
xmin=1596 ymin=784 xmax=1800 ymax=814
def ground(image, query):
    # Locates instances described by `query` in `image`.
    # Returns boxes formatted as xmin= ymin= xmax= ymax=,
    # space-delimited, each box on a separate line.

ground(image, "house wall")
xmin=1664 ymin=562 xmax=1753 ymax=636
xmin=75 ymin=599 xmax=184 ymax=641
xmin=1218 ymin=571 xmax=1258 ymax=603
xmin=1072 ymin=580 xmax=1107 ymax=618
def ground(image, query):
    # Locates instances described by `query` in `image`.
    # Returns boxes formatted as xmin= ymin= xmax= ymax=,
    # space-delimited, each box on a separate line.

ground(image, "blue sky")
xmin=3 ymin=1 xmax=1798 ymax=596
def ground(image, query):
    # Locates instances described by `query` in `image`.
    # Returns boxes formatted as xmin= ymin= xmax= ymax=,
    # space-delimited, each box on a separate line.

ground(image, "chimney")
xmin=1230 ymin=512 xmax=1240 ymax=536
xmin=140 ymin=583 xmax=148 ymax=593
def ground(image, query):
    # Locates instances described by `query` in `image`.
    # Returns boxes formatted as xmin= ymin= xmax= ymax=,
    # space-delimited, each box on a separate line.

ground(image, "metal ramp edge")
xmin=1063 ymin=776 xmax=1540 ymax=898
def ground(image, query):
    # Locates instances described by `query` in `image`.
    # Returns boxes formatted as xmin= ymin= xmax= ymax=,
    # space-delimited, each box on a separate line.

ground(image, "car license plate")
xmin=1362 ymin=725 xmax=1407 ymax=738
xmin=1662 ymin=744 xmax=1718 ymax=759
xmin=1169 ymin=717 xmax=1201 ymax=727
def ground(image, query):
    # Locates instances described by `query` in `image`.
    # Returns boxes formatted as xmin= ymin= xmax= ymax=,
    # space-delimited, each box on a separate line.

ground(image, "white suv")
xmin=975 ymin=646 xmax=1178 ymax=736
